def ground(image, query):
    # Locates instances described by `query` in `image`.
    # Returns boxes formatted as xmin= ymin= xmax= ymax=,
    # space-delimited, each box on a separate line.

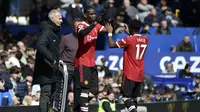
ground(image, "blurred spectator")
xmin=113 ymin=70 xmax=122 ymax=85
xmin=0 ymin=72 xmax=13 ymax=106
xmin=111 ymin=83 xmax=120 ymax=94
xmin=99 ymin=83 xmax=105 ymax=92
xmin=15 ymin=50 xmax=26 ymax=69
xmin=161 ymin=7 xmax=182 ymax=27
xmin=96 ymin=60 xmax=112 ymax=78
xmin=22 ymin=95 xmax=32 ymax=106
xmin=100 ymin=57 xmax=112 ymax=77
xmin=31 ymin=84 xmax=40 ymax=105
xmin=163 ymin=63 xmax=175 ymax=73
xmin=60 ymin=0 xmax=75 ymax=9
xmin=123 ymin=0 xmax=139 ymax=20
xmin=17 ymin=41 xmax=28 ymax=64
xmin=90 ymin=0 xmax=104 ymax=16
xmin=0 ymin=85 xmax=13 ymax=106
xmin=98 ymin=90 xmax=116 ymax=112
xmin=29 ymin=0 xmax=43 ymax=24
xmin=137 ymin=0 xmax=154 ymax=22
xmin=12 ymin=95 xmax=20 ymax=106
xmin=9 ymin=66 xmax=21 ymax=96
xmin=22 ymin=57 xmax=35 ymax=78
xmin=103 ymin=76 xmax=112 ymax=85
xmin=42 ymin=0 xmax=60 ymax=10
xmin=22 ymin=33 xmax=37 ymax=49
xmin=155 ymin=0 xmax=169 ymax=15
xmin=192 ymin=25 xmax=200 ymax=35
xmin=0 ymin=29 xmax=13 ymax=44
xmin=25 ymin=75 xmax=33 ymax=95
xmin=68 ymin=91 xmax=74 ymax=105
xmin=187 ymin=74 xmax=200 ymax=93
xmin=5 ymin=51 xmax=21 ymax=69
xmin=174 ymin=85 xmax=183 ymax=100
xmin=12 ymin=45 xmax=18 ymax=53
xmin=96 ymin=60 xmax=106 ymax=78
xmin=179 ymin=63 xmax=194 ymax=78
xmin=104 ymin=0 xmax=117 ymax=20
xmin=0 ymin=70 xmax=13 ymax=92
xmin=156 ymin=20 xmax=171 ymax=35
xmin=66 ymin=0 xmax=84 ymax=25
xmin=114 ymin=13 xmax=128 ymax=33
xmin=194 ymin=75 xmax=200 ymax=87
xmin=170 ymin=45 xmax=176 ymax=52
xmin=162 ymin=87 xmax=174 ymax=102
xmin=25 ymin=48 xmax=36 ymax=59
xmin=111 ymin=83 xmax=122 ymax=103
xmin=96 ymin=91 xmax=105 ymax=104
xmin=140 ymin=92 xmax=152 ymax=103
xmin=0 ymin=51 xmax=9 ymax=68
xmin=152 ymin=89 xmax=163 ymax=102
xmin=15 ymin=75 xmax=29 ymax=104
xmin=144 ymin=8 xmax=161 ymax=27
xmin=143 ymin=74 xmax=153 ymax=90
xmin=140 ymin=24 xmax=151 ymax=34
xmin=193 ymin=84 xmax=200 ymax=99
xmin=16 ymin=30 xmax=27 ymax=41
xmin=0 ymin=44 xmax=4 ymax=53
xmin=176 ymin=35 xmax=193 ymax=52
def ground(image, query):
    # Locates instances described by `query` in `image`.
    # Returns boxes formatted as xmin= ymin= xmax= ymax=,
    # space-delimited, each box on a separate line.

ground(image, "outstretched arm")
xmin=105 ymin=23 xmax=118 ymax=48
xmin=78 ymin=22 xmax=98 ymax=37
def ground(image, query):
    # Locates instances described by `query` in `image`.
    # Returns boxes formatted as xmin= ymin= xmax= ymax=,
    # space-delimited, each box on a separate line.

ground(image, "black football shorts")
xmin=121 ymin=76 xmax=142 ymax=98
xmin=74 ymin=65 xmax=98 ymax=89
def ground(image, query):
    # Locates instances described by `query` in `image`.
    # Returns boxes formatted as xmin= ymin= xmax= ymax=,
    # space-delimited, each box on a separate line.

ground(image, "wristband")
xmin=108 ymin=33 xmax=112 ymax=37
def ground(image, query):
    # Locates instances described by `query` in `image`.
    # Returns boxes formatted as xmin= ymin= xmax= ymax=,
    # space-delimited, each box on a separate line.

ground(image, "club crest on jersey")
xmin=87 ymin=35 xmax=97 ymax=41
xmin=84 ymin=80 xmax=88 ymax=85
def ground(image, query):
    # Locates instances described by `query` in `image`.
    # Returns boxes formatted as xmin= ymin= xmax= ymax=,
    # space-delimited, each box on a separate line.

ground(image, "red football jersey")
xmin=75 ymin=21 xmax=104 ymax=67
xmin=116 ymin=34 xmax=149 ymax=82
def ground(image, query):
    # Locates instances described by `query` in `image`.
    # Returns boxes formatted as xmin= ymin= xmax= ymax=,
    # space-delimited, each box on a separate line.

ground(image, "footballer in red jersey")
xmin=105 ymin=19 xmax=149 ymax=112
xmin=74 ymin=6 xmax=107 ymax=112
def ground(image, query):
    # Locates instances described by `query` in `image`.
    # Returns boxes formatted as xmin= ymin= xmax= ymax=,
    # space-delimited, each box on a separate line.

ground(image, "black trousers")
xmin=39 ymin=83 xmax=56 ymax=112
xmin=66 ymin=69 xmax=80 ymax=112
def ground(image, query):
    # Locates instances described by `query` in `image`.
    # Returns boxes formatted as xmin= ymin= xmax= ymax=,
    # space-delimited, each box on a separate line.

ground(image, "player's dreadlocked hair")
xmin=128 ymin=19 xmax=142 ymax=34
xmin=84 ymin=5 xmax=95 ymax=13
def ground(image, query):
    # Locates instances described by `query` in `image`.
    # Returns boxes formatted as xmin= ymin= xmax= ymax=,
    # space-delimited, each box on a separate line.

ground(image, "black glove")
xmin=96 ymin=12 xmax=107 ymax=25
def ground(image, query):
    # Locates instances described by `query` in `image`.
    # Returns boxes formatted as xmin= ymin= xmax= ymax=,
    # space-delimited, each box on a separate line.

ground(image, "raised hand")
xmin=96 ymin=12 xmax=106 ymax=23
xmin=105 ymin=23 xmax=113 ymax=33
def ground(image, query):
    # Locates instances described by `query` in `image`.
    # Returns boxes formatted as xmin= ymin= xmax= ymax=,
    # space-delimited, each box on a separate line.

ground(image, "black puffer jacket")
xmin=176 ymin=40 xmax=193 ymax=52
xmin=33 ymin=21 xmax=60 ymax=84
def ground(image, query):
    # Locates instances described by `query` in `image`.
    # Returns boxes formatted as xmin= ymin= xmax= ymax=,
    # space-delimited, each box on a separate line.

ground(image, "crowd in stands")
xmin=28 ymin=0 xmax=183 ymax=33
xmin=0 ymin=0 xmax=200 ymax=107
xmin=0 ymin=27 xmax=200 ymax=106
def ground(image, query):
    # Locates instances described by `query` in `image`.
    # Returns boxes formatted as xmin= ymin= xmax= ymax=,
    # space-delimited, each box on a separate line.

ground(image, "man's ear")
xmin=50 ymin=17 xmax=54 ymax=22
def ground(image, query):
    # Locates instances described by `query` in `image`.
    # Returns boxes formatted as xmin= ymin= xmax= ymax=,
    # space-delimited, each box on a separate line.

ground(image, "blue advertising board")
xmin=96 ymin=52 xmax=200 ymax=76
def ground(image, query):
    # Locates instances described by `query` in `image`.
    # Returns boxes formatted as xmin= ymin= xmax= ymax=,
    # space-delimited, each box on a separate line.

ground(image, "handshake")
xmin=95 ymin=12 xmax=114 ymax=26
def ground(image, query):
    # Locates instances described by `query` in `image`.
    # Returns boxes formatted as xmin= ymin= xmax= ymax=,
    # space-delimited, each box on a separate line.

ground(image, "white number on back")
xmin=136 ymin=44 xmax=147 ymax=60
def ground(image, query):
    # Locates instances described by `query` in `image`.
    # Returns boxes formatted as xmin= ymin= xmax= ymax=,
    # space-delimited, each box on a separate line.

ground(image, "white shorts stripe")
xmin=80 ymin=107 xmax=89 ymax=111
xmin=128 ymin=105 xmax=136 ymax=111
xmin=122 ymin=97 xmax=129 ymax=102
xmin=80 ymin=93 xmax=89 ymax=98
